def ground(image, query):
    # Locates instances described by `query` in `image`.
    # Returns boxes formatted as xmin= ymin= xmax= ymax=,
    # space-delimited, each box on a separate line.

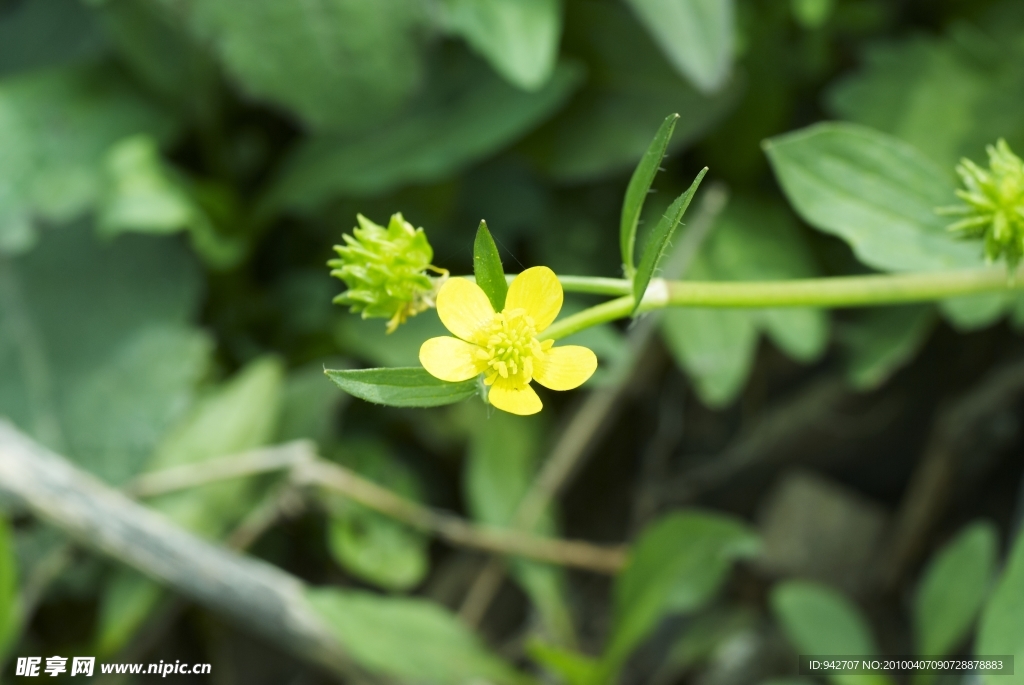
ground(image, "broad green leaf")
xmin=840 ymin=306 xmax=936 ymax=390
xmin=599 ymin=512 xmax=759 ymax=682
xmin=826 ymin=36 xmax=1008 ymax=170
xmin=772 ymin=581 xmax=890 ymax=685
xmin=0 ymin=65 xmax=176 ymax=253
xmin=633 ymin=168 xmax=707 ymax=312
xmin=266 ymin=55 xmax=580 ymax=210
xmin=525 ymin=0 xmax=738 ymax=181
xmin=467 ymin=409 xmax=574 ymax=645
xmin=473 ymin=221 xmax=508 ymax=311
xmin=914 ymin=521 xmax=997 ymax=657
xmin=660 ymin=197 xmax=827 ymax=407
xmin=325 ymin=368 xmax=479 ymax=408
xmin=977 ymin=526 xmax=1024 ymax=685
xmin=324 ymin=440 xmax=428 ymax=591
xmin=0 ymin=0 xmax=106 ymax=76
xmin=97 ymin=358 xmax=284 ymax=653
xmin=0 ymin=518 xmax=18 ymax=659
xmin=763 ymin=122 xmax=980 ymax=273
xmin=623 ymin=0 xmax=735 ymax=93
xmin=0 ymin=223 xmax=205 ymax=481
xmin=440 ymin=0 xmax=562 ymax=91
xmin=308 ymin=588 xmax=530 ymax=685
xmin=184 ymin=0 xmax=428 ymax=132
xmin=620 ymin=113 xmax=679 ymax=278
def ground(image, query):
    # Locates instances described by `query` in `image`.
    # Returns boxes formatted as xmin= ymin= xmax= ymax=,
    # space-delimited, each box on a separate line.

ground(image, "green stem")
xmin=541 ymin=267 xmax=1022 ymax=341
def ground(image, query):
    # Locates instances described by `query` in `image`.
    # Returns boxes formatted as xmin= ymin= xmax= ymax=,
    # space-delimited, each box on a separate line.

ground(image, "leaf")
xmin=0 ymin=65 xmax=176 ymax=253
xmin=308 ymin=588 xmax=530 ymax=685
xmin=326 ymin=367 xmax=479 ymax=408
xmin=97 ymin=358 xmax=285 ymax=653
xmin=266 ymin=55 xmax=581 ymax=210
xmin=977 ymin=526 xmax=1024 ymax=685
xmin=467 ymin=409 xmax=575 ymax=644
xmin=184 ymin=0 xmax=428 ymax=132
xmin=772 ymin=581 xmax=890 ymax=685
xmin=0 ymin=223 xmax=205 ymax=481
xmin=840 ymin=306 xmax=936 ymax=390
xmin=632 ymin=167 xmax=707 ymax=312
xmin=0 ymin=0 xmax=106 ymax=77
xmin=526 ymin=639 xmax=598 ymax=685
xmin=763 ymin=122 xmax=981 ymax=273
xmin=473 ymin=221 xmax=509 ymax=311
xmin=914 ymin=521 xmax=997 ymax=657
xmin=620 ymin=113 xmax=679 ymax=278
xmin=524 ymin=1 xmax=739 ymax=181
xmin=0 ymin=517 xmax=18 ymax=659
xmin=599 ymin=511 xmax=759 ymax=682
xmin=623 ymin=0 xmax=735 ymax=93
xmin=660 ymin=197 xmax=828 ymax=407
xmin=440 ymin=0 xmax=562 ymax=91
xmin=324 ymin=440 xmax=428 ymax=591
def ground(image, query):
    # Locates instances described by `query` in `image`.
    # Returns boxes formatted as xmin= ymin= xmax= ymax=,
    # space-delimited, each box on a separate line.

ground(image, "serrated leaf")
xmin=620 ymin=113 xmax=679 ymax=278
xmin=473 ymin=221 xmax=508 ymax=311
xmin=440 ymin=0 xmax=562 ymax=91
xmin=632 ymin=168 xmax=707 ymax=313
xmin=914 ymin=521 xmax=996 ymax=657
xmin=977 ymin=526 xmax=1024 ymax=685
xmin=308 ymin=588 xmax=530 ymax=685
xmin=326 ymin=368 xmax=478 ymax=408
xmin=0 ymin=517 xmax=18 ymax=659
xmin=598 ymin=512 xmax=759 ymax=682
xmin=623 ymin=0 xmax=735 ymax=93
xmin=772 ymin=581 xmax=891 ymax=685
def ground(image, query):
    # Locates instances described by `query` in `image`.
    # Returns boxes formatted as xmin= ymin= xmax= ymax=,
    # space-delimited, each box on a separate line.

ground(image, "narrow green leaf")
xmin=977 ymin=526 xmax=1024 ymax=685
xmin=632 ymin=167 xmax=707 ymax=313
xmin=598 ymin=511 xmax=759 ymax=682
xmin=620 ymin=113 xmax=679 ymax=278
xmin=325 ymin=367 xmax=478 ymax=408
xmin=914 ymin=521 xmax=996 ymax=657
xmin=473 ymin=220 xmax=508 ymax=311
xmin=0 ymin=517 xmax=18 ymax=659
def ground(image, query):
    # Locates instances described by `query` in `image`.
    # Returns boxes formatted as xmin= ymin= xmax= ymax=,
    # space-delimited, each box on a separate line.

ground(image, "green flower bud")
xmin=940 ymin=139 xmax=1024 ymax=268
xmin=329 ymin=213 xmax=446 ymax=332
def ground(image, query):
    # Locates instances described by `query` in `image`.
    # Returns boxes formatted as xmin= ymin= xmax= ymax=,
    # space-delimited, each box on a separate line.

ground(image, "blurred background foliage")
xmin=4 ymin=0 xmax=1024 ymax=683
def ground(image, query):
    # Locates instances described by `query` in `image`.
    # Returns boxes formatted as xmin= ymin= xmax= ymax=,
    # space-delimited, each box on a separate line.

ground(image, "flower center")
xmin=476 ymin=308 xmax=551 ymax=386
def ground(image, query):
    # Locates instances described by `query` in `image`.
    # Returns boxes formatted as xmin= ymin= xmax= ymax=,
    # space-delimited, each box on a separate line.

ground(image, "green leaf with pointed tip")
xmin=325 ymin=368 xmax=478 ymax=408
xmin=474 ymin=221 xmax=508 ymax=311
xmin=621 ymin=113 xmax=679 ymax=278
xmin=632 ymin=167 xmax=707 ymax=313
xmin=914 ymin=521 xmax=996 ymax=657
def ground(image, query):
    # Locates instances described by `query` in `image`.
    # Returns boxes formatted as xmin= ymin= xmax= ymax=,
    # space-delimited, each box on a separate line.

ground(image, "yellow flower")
xmin=419 ymin=266 xmax=597 ymax=416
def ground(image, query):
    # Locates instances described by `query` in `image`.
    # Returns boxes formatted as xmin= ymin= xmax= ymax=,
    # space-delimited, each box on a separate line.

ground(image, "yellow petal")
xmin=488 ymin=378 xmax=542 ymax=415
xmin=435 ymin=277 xmax=494 ymax=341
xmin=533 ymin=345 xmax=597 ymax=391
xmin=505 ymin=266 xmax=562 ymax=332
xmin=419 ymin=337 xmax=487 ymax=382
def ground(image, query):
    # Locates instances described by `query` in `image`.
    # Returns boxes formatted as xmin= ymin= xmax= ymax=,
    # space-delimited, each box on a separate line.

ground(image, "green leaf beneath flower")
xmin=325 ymin=367 xmax=478 ymax=408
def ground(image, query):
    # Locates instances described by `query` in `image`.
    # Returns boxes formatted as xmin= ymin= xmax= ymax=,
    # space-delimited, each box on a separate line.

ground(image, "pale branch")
xmin=0 ymin=420 xmax=365 ymax=681
xmin=127 ymin=440 xmax=627 ymax=573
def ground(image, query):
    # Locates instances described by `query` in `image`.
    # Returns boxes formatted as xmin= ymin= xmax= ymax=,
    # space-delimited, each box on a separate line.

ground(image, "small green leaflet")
xmin=325 ymin=367 xmax=478 ymax=408
xmin=474 ymin=220 xmax=508 ymax=311
xmin=620 ymin=113 xmax=679 ymax=279
xmin=632 ymin=167 xmax=707 ymax=313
